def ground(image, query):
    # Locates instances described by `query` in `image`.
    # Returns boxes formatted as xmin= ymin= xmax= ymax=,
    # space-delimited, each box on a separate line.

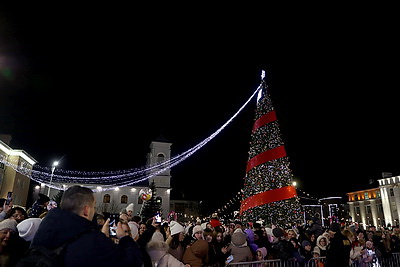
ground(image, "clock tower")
xmin=146 ymin=135 xmax=172 ymax=216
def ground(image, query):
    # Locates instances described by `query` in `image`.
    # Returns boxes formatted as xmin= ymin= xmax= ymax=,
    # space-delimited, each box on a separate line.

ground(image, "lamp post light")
xmin=47 ymin=161 xmax=59 ymax=197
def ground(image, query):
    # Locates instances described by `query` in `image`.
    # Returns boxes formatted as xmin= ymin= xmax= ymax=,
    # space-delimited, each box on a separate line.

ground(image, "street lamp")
xmin=47 ymin=161 xmax=59 ymax=197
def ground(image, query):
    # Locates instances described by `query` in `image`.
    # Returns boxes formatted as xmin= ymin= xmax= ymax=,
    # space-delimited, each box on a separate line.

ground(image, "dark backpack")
xmin=15 ymin=229 xmax=91 ymax=267
xmin=15 ymin=245 xmax=66 ymax=267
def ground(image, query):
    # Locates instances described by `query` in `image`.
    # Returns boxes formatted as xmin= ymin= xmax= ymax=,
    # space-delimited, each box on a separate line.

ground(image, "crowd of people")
xmin=0 ymin=185 xmax=400 ymax=267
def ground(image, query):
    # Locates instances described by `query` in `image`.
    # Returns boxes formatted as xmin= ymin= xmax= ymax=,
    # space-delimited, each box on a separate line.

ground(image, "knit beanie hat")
xmin=126 ymin=203 xmax=134 ymax=212
xmin=169 ymin=221 xmax=185 ymax=236
xmin=312 ymin=246 xmax=321 ymax=255
xmin=302 ymin=240 xmax=311 ymax=248
xmin=232 ymin=229 xmax=247 ymax=247
xmin=192 ymin=225 xmax=203 ymax=238
xmin=0 ymin=218 xmax=17 ymax=232
xmin=17 ymin=218 xmax=42 ymax=242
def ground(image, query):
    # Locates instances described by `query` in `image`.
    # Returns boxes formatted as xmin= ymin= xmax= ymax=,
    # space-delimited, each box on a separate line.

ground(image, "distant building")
xmin=0 ymin=135 xmax=37 ymax=207
xmin=377 ymin=175 xmax=400 ymax=226
xmin=170 ymin=199 xmax=200 ymax=222
xmin=300 ymin=196 xmax=348 ymax=227
xmin=46 ymin=135 xmax=173 ymax=218
xmin=347 ymin=188 xmax=384 ymax=228
xmin=347 ymin=173 xmax=400 ymax=228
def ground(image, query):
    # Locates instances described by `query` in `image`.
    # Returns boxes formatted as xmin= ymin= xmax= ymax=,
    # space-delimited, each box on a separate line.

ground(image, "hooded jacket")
xmin=182 ymin=239 xmax=209 ymax=267
xmin=146 ymin=232 xmax=186 ymax=267
xmin=228 ymin=229 xmax=253 ymax=263
xmin=31 ymin=208 xmax=142 ymax=267
xmin=316 ymin=234 xmax=329 ymax=257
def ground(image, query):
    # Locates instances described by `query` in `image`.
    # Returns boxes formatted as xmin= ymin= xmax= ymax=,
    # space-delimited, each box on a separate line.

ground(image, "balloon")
xmin=139 ymin=188 xmax=152 ymax=201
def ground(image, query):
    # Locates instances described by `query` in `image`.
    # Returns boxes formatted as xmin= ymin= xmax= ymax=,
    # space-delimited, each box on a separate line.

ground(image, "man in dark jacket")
xmin=31 ymin=185 xmax=143 ymax=267
xmin=325 ymin=222 xmax=351 ymax=267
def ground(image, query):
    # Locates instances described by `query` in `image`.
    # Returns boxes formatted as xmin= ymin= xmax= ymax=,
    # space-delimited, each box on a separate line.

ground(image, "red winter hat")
xmin=210 ymin=218 xmax=222 ymax=228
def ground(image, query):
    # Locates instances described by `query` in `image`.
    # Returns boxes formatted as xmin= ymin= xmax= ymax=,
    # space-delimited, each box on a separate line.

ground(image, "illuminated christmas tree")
xmin=240 ymin=71 xmax=302 ymax=227
xmin=140 ymin=180 xmax=162 ymax=223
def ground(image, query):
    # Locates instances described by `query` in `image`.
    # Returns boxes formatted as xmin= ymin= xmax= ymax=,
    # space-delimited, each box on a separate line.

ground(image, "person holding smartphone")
xmin=0 ymin=198 xmax=12 ymax=221
xmin=30 ymin=185 xmax=143 ymax=267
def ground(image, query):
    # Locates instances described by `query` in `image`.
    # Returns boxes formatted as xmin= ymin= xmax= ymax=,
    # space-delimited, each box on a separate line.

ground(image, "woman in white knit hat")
xmin=166 ymin=221 xmax=186 ymax=261
xmin=0 ymin=218 xmax=25 ymax=266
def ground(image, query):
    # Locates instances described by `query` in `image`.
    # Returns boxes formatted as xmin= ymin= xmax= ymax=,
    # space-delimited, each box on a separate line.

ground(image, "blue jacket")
xmin=31 ymin=208 xmax=143 ymax=267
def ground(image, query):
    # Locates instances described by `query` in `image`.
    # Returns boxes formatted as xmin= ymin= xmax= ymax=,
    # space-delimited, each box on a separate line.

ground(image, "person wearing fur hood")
xmin=316 ymin=234 xmax=329 ymax=257
xmin=146 ymin=231 xmax=189 ymax=267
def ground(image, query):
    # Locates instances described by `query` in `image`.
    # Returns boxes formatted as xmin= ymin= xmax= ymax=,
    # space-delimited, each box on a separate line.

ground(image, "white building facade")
xmin=347 ymin=174 xmax=400 ymax=228
xmin=48 ymin=136 xmax=172 ymax=218
xmin=377 ymin=175 xmax=400 ymax=227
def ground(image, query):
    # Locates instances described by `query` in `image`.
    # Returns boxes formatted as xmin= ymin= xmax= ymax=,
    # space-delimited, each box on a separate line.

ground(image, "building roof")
xmin=154 ymin=134 xmax=170 ymax=143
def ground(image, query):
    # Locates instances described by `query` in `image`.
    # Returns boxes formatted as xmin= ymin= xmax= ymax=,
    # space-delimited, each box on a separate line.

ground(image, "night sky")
xmin=1 ymin=4 xmax=399 ymax=214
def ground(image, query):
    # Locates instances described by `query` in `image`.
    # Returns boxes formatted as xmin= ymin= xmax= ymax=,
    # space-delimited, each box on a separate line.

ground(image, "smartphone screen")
xmin=5 ymin=192 xmax=12 ymax=205
xmin=109 ymin=219 xmax=117 ymax=236
xmin=155 ymin=212 xmax=162 ymax=223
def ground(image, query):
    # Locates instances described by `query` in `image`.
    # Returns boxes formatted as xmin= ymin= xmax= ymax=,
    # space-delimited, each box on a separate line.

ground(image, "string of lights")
xmin=1 ymin=82 xmax=263 ymax=192
xmin=209 ymin=187 xmax=321 ymax=221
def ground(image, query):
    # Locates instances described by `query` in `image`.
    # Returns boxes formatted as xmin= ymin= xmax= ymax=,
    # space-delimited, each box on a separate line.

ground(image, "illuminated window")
xmin=103 ymin=194 xmax=110 ymax=203
xmin=364 ymin=192 xmax=369 ymax=200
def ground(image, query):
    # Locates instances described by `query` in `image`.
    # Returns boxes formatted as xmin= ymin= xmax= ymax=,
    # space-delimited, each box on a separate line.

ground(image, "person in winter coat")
xmin=16 ymin=217 xmax=42 ymax=252
xmin=299 ymin=240 xmax=313 ymax=263
xmin=256 ymin=246 xmax=267 ymax=260
xmin=359 ymin=240 xmax=381 ymax=267
xmin=203 ymin=227 xmax=218 ymax=267
xmin=244 ymin=228 xmax=259 ymax=257
xmin=325 ymin=223 xmax=351 ymax=267
xmin=305 ymin=214 xmax=324 ymax=238
xmin=146 ymin=231 xmax=189 ymax=267
xmin=270 ymin=227 xmax=293 ymax=261
xmin=311 ymin=247 xmax=325 ymax=267
xmin=30 ymin=185 xmax=143 ymax=267
xmin=316 ymin=234 xmax=329 ymax=257
xmin=182 ymin=225 xmax=209 ymax=267
xmin=0 ymin=218 xmax=26 ymax=267
xmin=166 ymin=220 xmax=186 ymax=261
xmin=226 ymin=228 xmax=253 ymax=263
xmin=27 ymin=193 xmax=50 ymax=218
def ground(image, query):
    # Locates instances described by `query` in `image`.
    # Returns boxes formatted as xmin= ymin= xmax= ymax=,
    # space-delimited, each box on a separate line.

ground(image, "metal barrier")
xmin=226 ymin=253 xmax=400 ymax=267
xmin=226 ymin=257 xmax=326 ymax=267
